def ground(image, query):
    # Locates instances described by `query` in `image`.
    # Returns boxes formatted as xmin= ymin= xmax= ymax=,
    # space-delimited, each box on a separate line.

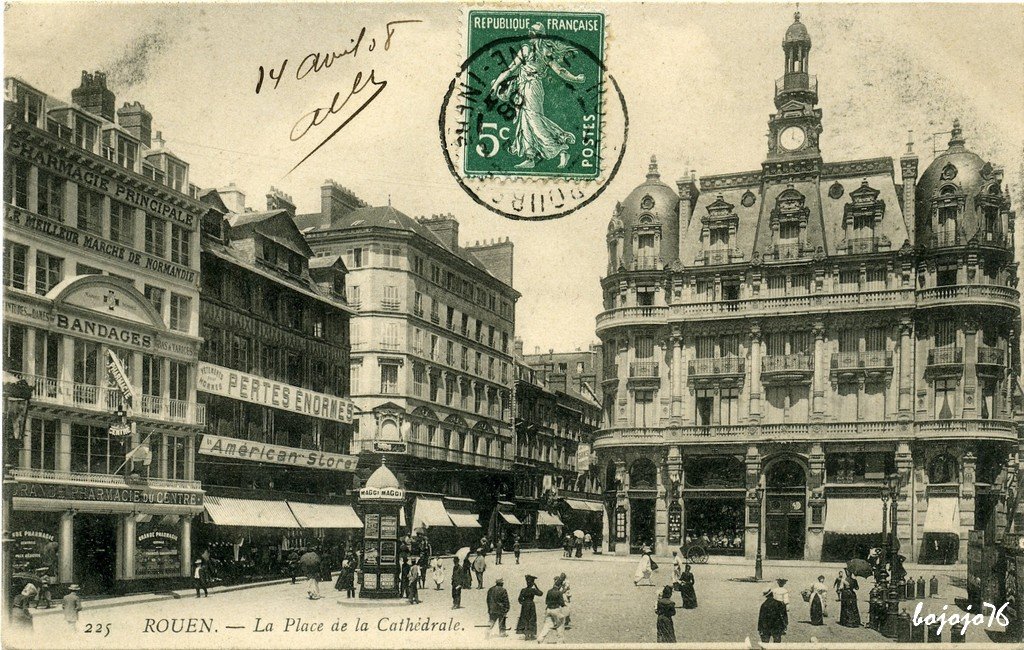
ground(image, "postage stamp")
xmin=463 ymin=10 xmax=604 ymax=179
xmin=440 ymin=9 xmax=628 ymax=220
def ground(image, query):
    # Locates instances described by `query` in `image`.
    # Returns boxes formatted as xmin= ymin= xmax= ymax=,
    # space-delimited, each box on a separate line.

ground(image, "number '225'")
xmin=83 ymin=622 xmax=111 ymax=637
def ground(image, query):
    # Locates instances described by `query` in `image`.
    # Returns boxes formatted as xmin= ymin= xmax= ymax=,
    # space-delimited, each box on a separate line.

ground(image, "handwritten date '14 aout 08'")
xmin=253 ymin=20 xmax=421 ymax=173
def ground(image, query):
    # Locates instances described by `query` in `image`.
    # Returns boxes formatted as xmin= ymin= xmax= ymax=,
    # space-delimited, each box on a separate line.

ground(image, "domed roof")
xmin=609 ymin=155 xmax=681 ymax=266
xmin=364 ymin=461 xmax=401 ymax=490
xmin=784 ymin=12 xmax=811 ymax=43
xmin=915 ymin=120 xmax=1002 ymax=243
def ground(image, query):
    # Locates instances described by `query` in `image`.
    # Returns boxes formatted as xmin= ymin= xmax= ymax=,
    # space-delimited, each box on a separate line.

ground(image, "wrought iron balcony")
xmin=689 ymin=357 xmax=745 ymax=377
xmin=830 ymin=351 xmax=893 ymax=379
xmin=775 ymin=72 xmax=817 ymax=95
xmin=977 ymin=346 xmax=1006 ymax=368
xmin=629 ymin=361 xmax=659 ymax=378
xmin=926 ymin=347 xmax=963 ymax=378
xmin=844 ymin=236 xmax=891 ymax=255
xmin=761 ymin=354 xmax=813 ymax=382
xmin=633 ymin=255 xmax=661 ymax=271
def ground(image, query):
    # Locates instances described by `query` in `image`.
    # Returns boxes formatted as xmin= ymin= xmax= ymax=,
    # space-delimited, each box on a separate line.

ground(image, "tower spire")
xmin=647 ymin=155 xmax=660 ymax=181
xmin=948 ymin=118 xmax=966 ymax=149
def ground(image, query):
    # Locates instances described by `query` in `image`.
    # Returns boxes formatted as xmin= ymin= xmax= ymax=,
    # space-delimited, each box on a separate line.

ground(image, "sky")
xmin=5 ymin=2 xmax=1023 ymax=353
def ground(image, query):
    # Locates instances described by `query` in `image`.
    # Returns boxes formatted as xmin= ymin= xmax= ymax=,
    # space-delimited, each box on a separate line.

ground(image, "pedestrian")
xmin=451 ymin=557 xmax=464 ymax=609
xmin=758 ymin=589 xmax=787 ymax=643
xmin=61 ymin=583 xmax=82 ymax=632
xmin=400 ymin=556 xmax=410 ymax=598
xmin=634 ymin=550 xmax=655 ymax=586
xmin=10 ymin=594 xmax=33 ymax=633
xmin=299 ymin=548 xmax=321 ymax=600
xmin=837 ymin=568 xmax=862 ymax=627
xmin=37 ymin=573 xmax=53 ymax=609
xmin=515 ymin=574 xmax=543 ymax=641
xmin=513 ymin=538 xmax=522 ymax=564
xmin=408 ymin=558 xmax=421 ymax=604
xmin=677 ymin=563 xmax=698 ymax=609
xmin=336 ymin=554 xmax=356 ymax=598
xmin=584 ymin=532 xmax=592 ymax=551
xmin=671 ymin=551 xmax=684 ymax=586
xmin=430 ymin=557 xmax=445 ymax=590
xmin=486 ymin=577 xmax=511 ymax=638
xmin=418 ymin=548 xmax=430 ymax=589
xmin=495 ymin=535 xmax=504 ymax=565
xmin=833 ymin=570 xmax=845 ymax=602
xmin=472 ymin=551 xmax=487 ymax=589
xmin=537 ymin=575 xmax=567 ymax=644
xmin=808 ymin=574 xmax=828 ymax=625
xmin=574 ymin=536 xmax=583 ymax=558
xmin=559 ymin=572 xmax=573 ymax=630
xmin=288 ymin=548 xmax=300 ymax=584
xmin=656 ymin=585 xmax=677 ymax=642
xmin=772 ymin=578 xmax=790 ymax=633
xmin=193 ymin=559 xmax=209 ymax=597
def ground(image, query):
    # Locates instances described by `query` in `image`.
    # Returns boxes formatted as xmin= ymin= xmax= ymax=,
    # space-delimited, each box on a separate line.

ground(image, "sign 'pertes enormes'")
xmin=196 ymin=362 xmax=355 ymax=423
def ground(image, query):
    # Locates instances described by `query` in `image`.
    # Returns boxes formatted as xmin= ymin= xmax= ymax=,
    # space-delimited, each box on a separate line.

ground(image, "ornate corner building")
xmin=594 ymin=14 xmax=1021 ymax=563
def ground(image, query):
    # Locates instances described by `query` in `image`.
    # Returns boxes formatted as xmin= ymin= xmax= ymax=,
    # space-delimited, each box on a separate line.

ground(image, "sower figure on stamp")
xmin=489 ymin=23 xmax=585 ymax=170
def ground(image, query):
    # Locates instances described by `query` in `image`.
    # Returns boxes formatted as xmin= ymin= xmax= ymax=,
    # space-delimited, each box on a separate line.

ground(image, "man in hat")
xmin=537 ymin=575 xmax=567 ymax=643
xmin=758 ymin=588 xmax=787 ymax=643
xmin=771 ymin=578 xmax=791 ymax=633
xmin=486 ymin=577 xmax=510 ymax=638
xmin=62 ymin=584 xmax=82 ymax=631
xmin=193 ymin=559 xmax=209 ymax=597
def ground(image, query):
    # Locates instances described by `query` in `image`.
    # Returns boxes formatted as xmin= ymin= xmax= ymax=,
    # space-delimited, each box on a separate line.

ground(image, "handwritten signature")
xmin=254 ymin=20 xmax=422 ymax=174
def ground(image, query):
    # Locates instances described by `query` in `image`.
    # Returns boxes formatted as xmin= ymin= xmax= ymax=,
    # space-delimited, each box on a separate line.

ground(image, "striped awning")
xmin=536 ymin=511 xmax=564 ymax=527
xmin=288 ymin=502 xmax=363 ymax=529
xmin=563 ymin=498 xmax=604 ymax=512
xmin=203 ymin=496 xmax=301 ymax=528
xmin=413 ymin=497 xmax=454 ymax=529
xmin=498 ymin=511 xmax=524 ymax=525
xmin=923 ymin=497 xmax=960 ymax=534
xmin=447 ymin=510 xmax=481 ymax=528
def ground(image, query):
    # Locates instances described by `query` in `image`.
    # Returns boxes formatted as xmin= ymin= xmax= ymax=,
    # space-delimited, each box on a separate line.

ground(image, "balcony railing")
xmin=769 ymin=242 xmax=806 ymax=261
xmin=689 ymin=357 xmax=745 ymax=376
xmin=977 ymin=346 xmax=1006 ymax=366
xmin=13 ymin=373 xmax=205 ymax=425
xmin=633 ymin=255 xmax=660 ymax=271
xmin=761 ymin=354 xmax=813 ymax=374
xmin=11 ymin=467 xmax=202 ymax=492
xmin=406 ymin=441 xmax=509 ymax=470
xmin=775 ymin=72 xmax=817 ymax=95
xmin=844 ymin=236 xmax=890 ymax=255
xmin=831 ymin=350 xmax=893 ymax=372
xmin=917 ymin=284 xmax=1020 ymax=308
xmin=381 ymin=299 xmax=401 ymax=312
xmin=602 ymin=364 xmax=619 ymax=382
xmin=629 ymin=361 xmax=659 ymax=378
xmin=931 ymin=230 xmax=961 ymax=247
xmin=928 ymin=347 xmax=963 ymax=366
xmin=702 ymin=248 xmax=741 ymax=266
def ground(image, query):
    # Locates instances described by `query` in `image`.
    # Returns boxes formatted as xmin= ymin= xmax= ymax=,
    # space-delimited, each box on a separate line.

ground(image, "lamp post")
xmin=878 ymin=473 xmax=901 ymax=639
xmin=754 ymin=483 xmax=765 ymax=581
xmin=3 ymin=374 xmax=34 ymax=620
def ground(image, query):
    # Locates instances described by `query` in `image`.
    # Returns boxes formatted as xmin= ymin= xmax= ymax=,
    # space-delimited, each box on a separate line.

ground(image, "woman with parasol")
xmin=837 ymin=567 xmax=862 ymax=627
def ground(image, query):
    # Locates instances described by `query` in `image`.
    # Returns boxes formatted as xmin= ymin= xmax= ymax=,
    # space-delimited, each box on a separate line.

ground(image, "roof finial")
xmin=647 ymin=154 xmax=660 ymax=181
xmin=905 ymin=129 xmax=914 ymax=155
xmin=949 ymin=118 xmax=965 ymax=149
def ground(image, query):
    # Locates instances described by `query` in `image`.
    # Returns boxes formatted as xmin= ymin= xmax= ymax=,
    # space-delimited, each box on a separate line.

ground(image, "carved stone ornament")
xmin=828 ymin=181 xmax=844 ymax=199
xmin=941 ymin=163 xmax=958 ymax=181
xmin=741 ymin=190 xmax=757 ymax=207
xmin=641 ymin=195 xmax=655 ymax=210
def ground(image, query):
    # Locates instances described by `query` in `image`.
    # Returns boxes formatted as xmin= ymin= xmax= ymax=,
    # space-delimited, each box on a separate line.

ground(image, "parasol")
xmin=455 ymin=547 xmax=471 ymax=562
xmin=573 ymin=530 xmax=585 ymax=539
xmin=299 ymin=550 xmax=320 ymax=570
xmin=846 ymin=558 xmax=873 ymax=577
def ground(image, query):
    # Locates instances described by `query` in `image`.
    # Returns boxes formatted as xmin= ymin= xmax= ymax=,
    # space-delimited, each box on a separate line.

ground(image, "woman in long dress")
xmin=634 ymin=552 xmax=654 ymax=586
xmin=677 ymin=564 xmax=698 ymax=609
xmin=837 ymin=569 xmax=862 ymax=627
xmin=809 ymin=575 xmax=828 ymax=625
xmin=430 ymin=557 xmax=445 ymax=590
xmin=489 ymin=24 xmax=586 ymax=169
xmin=515 ymin=575 xmax=543 ymax=641
xmin=656 ymin=585 xmax=677 ymax=642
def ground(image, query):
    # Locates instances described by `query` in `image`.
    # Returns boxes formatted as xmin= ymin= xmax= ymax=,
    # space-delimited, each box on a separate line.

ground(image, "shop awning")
xmin=413 ymin=497 xmax=454 ymax=529
xmin=288 ymin=502 xmax=363 ymax=529
xmin=203 ymin=496 xmax=302 ymax=528
xmin=536 ymin=511 xmax=564 ymax=527
xmin=563 ymin=498 xmax=604 ymax=512
xmin=447 ymin=510 xmax=482 ymax=528
xmin=824 ymin=498 xmax=883 ymax=535
xmin=498 ymin=511 xmax=524 ymax=525
xmin=923 ymin=497 xmax=961 ymax=534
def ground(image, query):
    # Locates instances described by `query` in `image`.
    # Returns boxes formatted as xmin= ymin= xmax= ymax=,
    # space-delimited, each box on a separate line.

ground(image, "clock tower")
xmin=766 ymin=12 xmax=823 ymax=162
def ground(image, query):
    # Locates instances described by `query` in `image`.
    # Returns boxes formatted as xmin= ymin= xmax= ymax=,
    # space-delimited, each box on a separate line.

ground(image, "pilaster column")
xmin=963 ymin=320 xmax=979 ymax=418
xmin=960 ymin=451 xmax=977 ymax=561
xmin=812 ymin=321 xmax=826 ymax=415
xmin=744 ymin=445 xmax=762 ymax=561
xmin=898 ymin=318 xmax=914 ymax=414
xmin=895 ymin=441 xmax=915 ymax=561
xmin=59 ymin=511 xmax=74 ymax=583
xmin=180 ymin=515 xmax=193 ymax=578
xmin=671 ymin=327 xmax=683 ymax=422
xmin=123 ymin=514 xmax=136 ymax=579
xmin=749 ymin=323 xmax=763 ymax=420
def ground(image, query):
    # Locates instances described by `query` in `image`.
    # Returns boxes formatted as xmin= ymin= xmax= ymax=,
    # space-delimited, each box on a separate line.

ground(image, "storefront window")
xmin=135 ymin=516 xmax=181 ymax=578
xmin=29 ymin=418 xmax=59 ymax=470
xmin=10 ymin=512 xmax=60 ymax=576
xmin=683 ymin=500 xmax=745 ymax=553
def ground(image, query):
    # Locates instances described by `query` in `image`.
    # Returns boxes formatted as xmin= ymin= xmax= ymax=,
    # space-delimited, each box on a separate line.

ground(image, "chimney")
xmin=117 ymin=101 xmax=152 ymax=147
xmin=676 ymin=175 xmax=700 ymax=255
xmin=321 ymin=179 xmax=365 ymax=223
xmin=464 ymin=236 xmax=514 ymax=287
xmin=548 ymin=372 xmax=568 ymax=394
xmin=71 ymin=71 xmax=115 ymax=122
xmin=218 ymin=183 xmax=246 ymax=213
xmin=419 ymin=214 xmax=460 ymax=252
xmin=266 ymin=186 xmax=296 ymax=216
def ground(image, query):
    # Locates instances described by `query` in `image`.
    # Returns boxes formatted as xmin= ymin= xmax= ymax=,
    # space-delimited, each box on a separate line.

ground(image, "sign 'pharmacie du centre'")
xmin=196 ymin=363 xmax=359 ymax=472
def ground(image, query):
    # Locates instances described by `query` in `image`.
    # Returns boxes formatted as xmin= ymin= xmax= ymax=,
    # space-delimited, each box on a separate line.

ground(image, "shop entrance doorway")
xmin=74 ymin=514 xmax=118 ymax=594
xmin=764 ymin=459 xmax=807 ymax=560
xmin=629 ymin=499 xmax=656 ymax=554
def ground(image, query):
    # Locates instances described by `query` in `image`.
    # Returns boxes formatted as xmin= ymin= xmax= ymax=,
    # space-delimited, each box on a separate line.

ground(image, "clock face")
xmin=779 ymin=126 xmax=806 ymax=151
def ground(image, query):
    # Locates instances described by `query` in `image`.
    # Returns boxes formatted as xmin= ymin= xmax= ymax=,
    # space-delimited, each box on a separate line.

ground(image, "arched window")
xmin=765 ymin=458 xmax=806 ymax=488
xmin=629 ymin=457 xmax=658 ymax=489
xmin=928 ymin=454 xmax=958 ymax=484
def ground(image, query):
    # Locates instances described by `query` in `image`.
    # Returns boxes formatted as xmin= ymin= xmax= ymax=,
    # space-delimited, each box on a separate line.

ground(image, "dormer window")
xmin=167 ymin=160 xmax=187 ymax=192
xmin=779 ymin=222 xmax=800 ymax=240
xmin=46 ymin=117 xmax=72 ymax=143
xmin=74 ymin=116 xmax=98 ymax=153
xmin=117 ymin=136 xmax=138 ymax=171
xmin=710 ymin=227 xmax=729 ymax=247
xmin=14 ymin=85 xmax=42 ymax=126
xmin=638 ymin=233 xmax=655 ymax=257
xmin=287 ymin=255 xmax=302 ymax=276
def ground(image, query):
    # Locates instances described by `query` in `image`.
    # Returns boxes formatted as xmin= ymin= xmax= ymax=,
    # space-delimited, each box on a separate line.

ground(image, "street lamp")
xmin=3 ymin=374 xmax=34 ymax=620
xmin=754 ymin=483 xmax=765 ymax=581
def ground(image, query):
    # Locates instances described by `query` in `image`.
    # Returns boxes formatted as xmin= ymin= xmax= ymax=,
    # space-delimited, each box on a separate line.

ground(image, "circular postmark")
xmin=439 ymin=16 xmax=628 ymax=221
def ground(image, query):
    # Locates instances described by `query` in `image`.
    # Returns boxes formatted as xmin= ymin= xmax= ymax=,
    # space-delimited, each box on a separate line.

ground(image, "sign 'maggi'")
xmin=196 ymin=362 xmax=354 ymax=423
xmin=199 ymin=434 xmax=359 ymax=472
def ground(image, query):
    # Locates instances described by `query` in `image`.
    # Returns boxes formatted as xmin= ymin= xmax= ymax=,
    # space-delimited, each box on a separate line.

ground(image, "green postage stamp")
xmin=463 ymin=10 xmax=605 ymax=179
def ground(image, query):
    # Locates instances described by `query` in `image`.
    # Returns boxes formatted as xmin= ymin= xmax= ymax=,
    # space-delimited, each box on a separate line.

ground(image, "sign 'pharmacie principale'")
xmin=196 ymin=362 xmax=355 ymax=423
xmin=199 ymin=434 xmax=360 ymax=472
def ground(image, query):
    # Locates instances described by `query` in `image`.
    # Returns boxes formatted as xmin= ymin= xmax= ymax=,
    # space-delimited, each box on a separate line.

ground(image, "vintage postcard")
xmin=2 ymin=2 xmax=1023 ymax=649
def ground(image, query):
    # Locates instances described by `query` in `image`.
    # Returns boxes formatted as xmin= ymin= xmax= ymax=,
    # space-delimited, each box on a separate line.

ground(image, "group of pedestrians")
xmin=654 ymin=551 xmax=700 ymax=642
